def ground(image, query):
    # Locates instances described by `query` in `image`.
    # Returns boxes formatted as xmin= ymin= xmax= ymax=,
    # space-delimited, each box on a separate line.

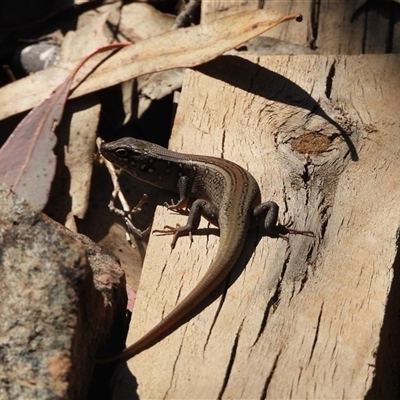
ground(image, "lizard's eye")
xmin=115 ymin=149 xmax=128 ymax=157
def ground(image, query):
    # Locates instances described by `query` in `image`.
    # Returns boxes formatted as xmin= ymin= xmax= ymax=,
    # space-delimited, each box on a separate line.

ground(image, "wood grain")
xmin=120 ymin=54 xmax=400 ymax=398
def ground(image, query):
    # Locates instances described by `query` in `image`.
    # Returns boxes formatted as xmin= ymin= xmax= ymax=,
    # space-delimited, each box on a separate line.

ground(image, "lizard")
xmin=98 ymin=137 xmax=313 ymax=362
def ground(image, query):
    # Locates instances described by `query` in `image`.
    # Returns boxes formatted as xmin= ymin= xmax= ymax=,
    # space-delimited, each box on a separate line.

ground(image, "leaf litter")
xmin=0 ymin=5 xmax=302 ymax=254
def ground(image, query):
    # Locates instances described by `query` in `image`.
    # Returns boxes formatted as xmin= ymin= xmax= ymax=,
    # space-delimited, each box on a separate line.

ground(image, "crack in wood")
xmin=203 ymin=278 xmax=229 ymax=353
xmin=165 ymin=328 xmax=187 ymax=400
xmin=310 ymin=0 xmax=321 ymax=50
xmin=325 ymin=61 xmax=336 ymax=99
xmin=260 ymin=350 xmax=281 ymax=400
xmin=308 ymin=302 xmax=324 ymax=364
xmin=252 ymin=257 xmax=288 ymax=347
xmin=298 ymin=265 xmax=309 ymax=293
xmin=217 ymin=320 xmax=243 ymax=400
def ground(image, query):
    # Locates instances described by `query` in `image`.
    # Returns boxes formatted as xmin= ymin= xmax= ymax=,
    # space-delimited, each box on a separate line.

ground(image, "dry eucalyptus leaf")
xmin=59 ymin=11 xmax=118 ymax=64
xmin=137 ymin=69 xmax=185 ymax=118
xmin=0 ymin=9 xmax=302 ymax=121
xmin=58 ymin=12 xmax=117 ymax=221
xmin=73 ymin=10 xmax=302 ymax=98
xmin=118 ymin=2 xmax=175 ymax=42
xmin=118 ymin=2 xmax=176 ymax=121
xmin=76 ymin=0 xmax=122 ymax=45
xmin=0 ymin=78 xmax=70 ymax=210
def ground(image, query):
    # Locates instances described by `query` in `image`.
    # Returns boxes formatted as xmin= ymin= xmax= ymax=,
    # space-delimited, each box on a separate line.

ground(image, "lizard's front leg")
xmin=154 ymin=199 xmax=219 ymax=248
xmin=164 ymin=176 xmax=191 ymax=211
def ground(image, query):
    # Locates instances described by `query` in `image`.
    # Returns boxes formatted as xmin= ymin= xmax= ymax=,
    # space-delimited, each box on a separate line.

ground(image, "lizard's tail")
xmin=95 ymin=229 xmax=247 ymax=364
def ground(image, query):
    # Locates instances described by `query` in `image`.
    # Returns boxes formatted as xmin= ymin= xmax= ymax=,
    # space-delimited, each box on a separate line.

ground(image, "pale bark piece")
xmin=120 ymin=54 xmax=400 ymax=398
xmin=64 ymin=97 xmax=100 ymax=220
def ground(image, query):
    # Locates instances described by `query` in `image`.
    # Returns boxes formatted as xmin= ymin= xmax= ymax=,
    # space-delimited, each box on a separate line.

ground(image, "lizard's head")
xmin=100 ymin=138 xmax=154 ymax=171
xmin=100 ymin=138 xmax=180 ymax=189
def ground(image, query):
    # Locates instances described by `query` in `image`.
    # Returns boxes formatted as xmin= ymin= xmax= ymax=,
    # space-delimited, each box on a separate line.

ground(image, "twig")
xmin=96 ymin=138 xmax=151 ymax=247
